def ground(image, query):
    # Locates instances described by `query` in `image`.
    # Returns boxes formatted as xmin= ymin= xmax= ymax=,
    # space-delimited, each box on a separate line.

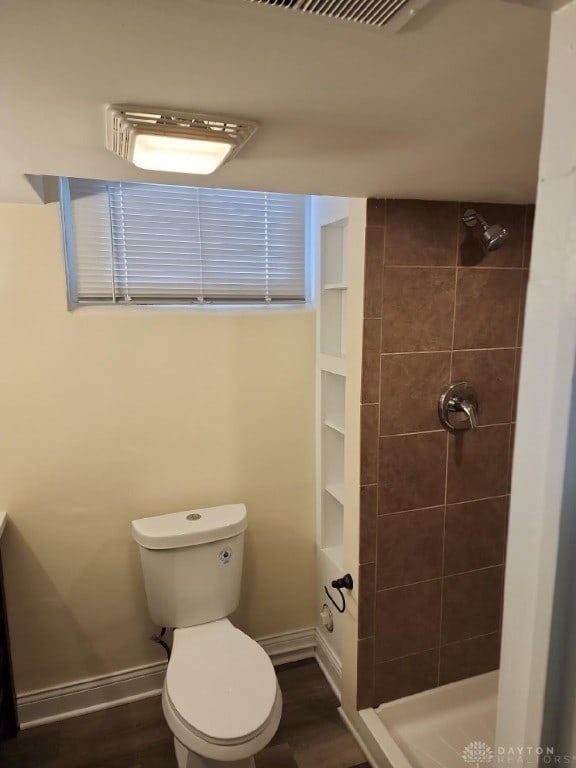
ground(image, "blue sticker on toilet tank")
xmin=219 ymin=548 xmax=232 ymax=564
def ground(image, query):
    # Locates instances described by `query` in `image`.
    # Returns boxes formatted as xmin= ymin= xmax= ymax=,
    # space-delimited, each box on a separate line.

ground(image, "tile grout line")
xmin=514 ymin=271 xmax=525 ymax=351
xmin=375 ymin=629 xmax=502 ymax=667
xmin=510 ymin=346 xmax=520 ymax=468
xmin=514 ymin=205 xmax=527 ymax=345
xmin=375 ymin=563 xmax=505 ymax=595
xmin=359 ymin=229 xmax=375 ymax=682
xmin=506 ymin=419 xmax=514 ymax=500
xmin=437 ymin=204 xmax=461 ymax=685
xmin=378 ymin=422 xmax=517 ymax=439
xmin=508 ymin=206 xmax=529 ymax=496
xmin=441 ymin=628 xmax=501 ymax=649
xmin=376 ymin=492 xmax=510 ymax=517
xmin=360 ymin=211 xmax=374 ymax=704
xmin=372 ymin=317 xmax=382 ymax=641
xmin=379 ymin=346 xmax=518 ymax=356
xmin=370 ymin=201 xmax=386 ymax=705
xmin=522 ymin=204 xmax=530 ymax=270
xmin=375 ymin=264 xmax=526 ymax=271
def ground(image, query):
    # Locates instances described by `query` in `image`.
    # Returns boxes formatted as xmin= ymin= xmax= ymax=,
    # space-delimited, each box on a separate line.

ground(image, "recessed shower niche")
xmin=319 ymin=220 xmax=347 ymax=359
xmin=312 ymin=196 xmax=367 ymax=697
xmin=321 ymin=371 xmax=345 ymax=567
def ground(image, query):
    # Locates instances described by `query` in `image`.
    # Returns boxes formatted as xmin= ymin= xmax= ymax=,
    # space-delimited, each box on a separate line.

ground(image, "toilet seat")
xmin=163 ymin=619 xmax=281 ymax=760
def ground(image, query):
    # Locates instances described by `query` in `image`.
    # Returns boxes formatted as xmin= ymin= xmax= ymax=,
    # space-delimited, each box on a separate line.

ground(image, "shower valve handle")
xmin=438 ymin=382 xmax=479 ymax=432
xmin=450 ymin=396 xmax=479 ymax=429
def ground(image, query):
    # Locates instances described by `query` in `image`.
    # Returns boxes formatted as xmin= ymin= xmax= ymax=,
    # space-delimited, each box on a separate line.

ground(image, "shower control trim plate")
xmin=438 ymin=381 xmax=479 ymax=432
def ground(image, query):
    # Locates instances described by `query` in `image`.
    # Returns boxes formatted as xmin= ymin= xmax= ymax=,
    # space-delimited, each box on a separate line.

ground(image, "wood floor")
xmin=1 ymin=660 xmax=370 ymax=768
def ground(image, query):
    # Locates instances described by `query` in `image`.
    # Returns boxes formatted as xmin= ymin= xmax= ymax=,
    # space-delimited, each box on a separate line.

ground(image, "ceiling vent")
xmin=245 ymin=0 xmax=431 ymax=28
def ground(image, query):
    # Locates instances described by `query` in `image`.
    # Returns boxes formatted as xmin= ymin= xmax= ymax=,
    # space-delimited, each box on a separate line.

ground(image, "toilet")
xmin=131 ymin=504 xmax=282 ymax=768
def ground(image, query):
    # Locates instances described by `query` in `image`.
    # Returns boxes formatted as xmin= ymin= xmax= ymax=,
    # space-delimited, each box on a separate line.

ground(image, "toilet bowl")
xmin=131 ymin=504 xmax=282 ymax=768
xmin=163 ymin=619 xmax=282 ymax=768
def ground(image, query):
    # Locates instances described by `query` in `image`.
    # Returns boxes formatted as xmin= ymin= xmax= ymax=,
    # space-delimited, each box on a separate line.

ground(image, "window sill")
xmin=67 ymin=301 xmax=316 ymax=315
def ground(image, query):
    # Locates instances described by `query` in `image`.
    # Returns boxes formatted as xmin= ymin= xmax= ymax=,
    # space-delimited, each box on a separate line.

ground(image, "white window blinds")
xmin=61 ymin=178 xmax=307 ymax=305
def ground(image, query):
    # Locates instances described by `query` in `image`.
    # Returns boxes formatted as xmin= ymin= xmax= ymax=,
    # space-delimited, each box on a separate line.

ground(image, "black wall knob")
xmin=331 ymin=574 xmax=353 ymax=590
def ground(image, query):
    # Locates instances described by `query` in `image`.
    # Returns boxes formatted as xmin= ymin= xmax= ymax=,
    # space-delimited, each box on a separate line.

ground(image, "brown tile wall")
xmin=357 ymin=199 xmax=533 ymax=709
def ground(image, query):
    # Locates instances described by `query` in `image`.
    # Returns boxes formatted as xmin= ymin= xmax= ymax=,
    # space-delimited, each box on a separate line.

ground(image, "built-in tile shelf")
xmin=324 ymin=420 xmax=344 ymax=436
xmin=319 ymin=221 xmax=347 ymax=358
xmin=325 ymin=482 xmax=344 ymax=506
xmin=319 ymin=353 xmax=346 ymax=377
xmin=323 ymin=544 xmax=343 ymax=571
xmin=314 ymin=199 xmax=363 ymax=677
xmin=319 ymin=212 xmax=347 ymax=593
xmin=322 ymin=490 xmax=344 ymax=565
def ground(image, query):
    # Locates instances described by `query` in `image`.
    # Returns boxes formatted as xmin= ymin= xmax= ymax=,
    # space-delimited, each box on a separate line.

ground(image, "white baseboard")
xmin=18 ymin=626 xmax=316 ymax=729
xmin=314 ymin=628 xmax=342 ymax=700
xmin=18 ymin=661 xmax=168 ymax=730
xmin=259 ymin=626 xmax=316 ymax=666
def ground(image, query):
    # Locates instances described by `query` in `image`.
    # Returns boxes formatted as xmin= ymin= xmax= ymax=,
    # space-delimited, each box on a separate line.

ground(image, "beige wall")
xmin=0 ymin=202 xmax=316 ymax=695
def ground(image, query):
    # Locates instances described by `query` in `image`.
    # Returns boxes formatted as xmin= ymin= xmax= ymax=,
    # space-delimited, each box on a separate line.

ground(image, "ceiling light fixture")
xmin=106 ymin=105 xmax=259 ymax=175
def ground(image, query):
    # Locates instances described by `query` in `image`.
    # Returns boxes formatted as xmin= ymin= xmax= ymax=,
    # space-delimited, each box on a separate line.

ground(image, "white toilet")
xmin=131 ymin=504 xmax=282 ymax=768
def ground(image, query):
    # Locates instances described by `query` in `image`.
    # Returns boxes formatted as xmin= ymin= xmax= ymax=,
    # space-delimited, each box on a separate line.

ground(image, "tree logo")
xmin=462 ymin=741 xmax=494 ymax=767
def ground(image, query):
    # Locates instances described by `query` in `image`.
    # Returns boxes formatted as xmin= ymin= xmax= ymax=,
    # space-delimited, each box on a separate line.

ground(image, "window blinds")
xmin=61 ymin=178 xmax=306 ymax=305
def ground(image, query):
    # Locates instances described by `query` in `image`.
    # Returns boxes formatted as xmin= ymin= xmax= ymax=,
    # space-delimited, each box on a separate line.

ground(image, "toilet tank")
xmin=131 ymin=504 xmax=247 ymax=629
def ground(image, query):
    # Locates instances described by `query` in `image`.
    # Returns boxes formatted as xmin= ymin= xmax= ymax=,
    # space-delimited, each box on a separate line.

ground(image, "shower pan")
xmin=361 ymin=673 xmax=498 ymax=768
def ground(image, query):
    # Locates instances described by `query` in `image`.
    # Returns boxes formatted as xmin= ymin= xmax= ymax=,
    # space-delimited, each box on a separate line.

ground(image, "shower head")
xmin=462 ymin=209 xmax=509 ymax=252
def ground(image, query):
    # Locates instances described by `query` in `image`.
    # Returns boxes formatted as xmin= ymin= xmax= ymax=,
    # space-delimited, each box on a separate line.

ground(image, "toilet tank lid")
xmin=131 ymin=504 xmax=247 ymax=550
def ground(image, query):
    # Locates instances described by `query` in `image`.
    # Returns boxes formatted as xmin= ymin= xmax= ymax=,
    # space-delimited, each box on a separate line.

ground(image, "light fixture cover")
xmin=106 ymin=105 xmax=259 ymax=175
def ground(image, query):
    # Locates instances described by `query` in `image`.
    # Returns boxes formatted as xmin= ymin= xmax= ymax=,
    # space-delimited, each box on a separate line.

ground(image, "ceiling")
xmin=0 ymin=0 xmax=551 ymax=204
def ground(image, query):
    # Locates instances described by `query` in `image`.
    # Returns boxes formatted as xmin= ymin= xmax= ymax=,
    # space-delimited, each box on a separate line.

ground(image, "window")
xmin=60 ymin=178 xmax=307 ymax=306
